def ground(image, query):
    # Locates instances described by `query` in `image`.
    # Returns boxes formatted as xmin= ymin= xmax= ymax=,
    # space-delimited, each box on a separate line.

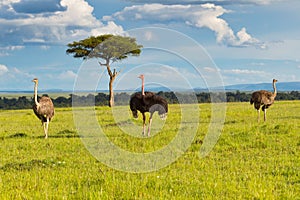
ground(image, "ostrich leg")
xmin=44 ymin=118 xmax=49 ymax=139
xmin=147 ymin=113 xmax=154 ymax=137
xmin=43 ymin=122 xmax=47 ymax=139
xmin=257 ymin=109 xmax=260 ymax=122
xmin=264 ymin=109 xmax=267 ymax=122
xmin=142 ymin=113 xmax=146 ymax=136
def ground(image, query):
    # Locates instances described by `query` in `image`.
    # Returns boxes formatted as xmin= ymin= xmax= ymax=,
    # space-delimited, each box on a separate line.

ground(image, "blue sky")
xmin=0 ymin=0 xmax=299 ymax=91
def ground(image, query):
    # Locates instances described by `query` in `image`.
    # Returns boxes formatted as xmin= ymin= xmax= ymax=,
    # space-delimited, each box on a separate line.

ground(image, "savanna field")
xmin=0 ymin=101 xmax=299 ymax=199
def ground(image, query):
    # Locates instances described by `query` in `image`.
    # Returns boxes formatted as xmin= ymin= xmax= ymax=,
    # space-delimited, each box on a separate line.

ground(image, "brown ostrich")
xmin=130 ymin=74 xmax=168 ymax=136
xmin=250 ymin=79 xmax=278 ymax=122
xmin=32 ymin=78 xmax=55 ymax=139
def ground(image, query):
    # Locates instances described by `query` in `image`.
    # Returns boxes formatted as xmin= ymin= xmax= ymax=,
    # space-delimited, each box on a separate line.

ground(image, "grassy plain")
xmin=0 ymin=101 xmax=299 ymax=199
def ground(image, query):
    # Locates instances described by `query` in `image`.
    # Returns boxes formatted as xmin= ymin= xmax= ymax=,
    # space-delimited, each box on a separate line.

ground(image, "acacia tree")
xmin=66 ymin=34 xmax=142 ymax=107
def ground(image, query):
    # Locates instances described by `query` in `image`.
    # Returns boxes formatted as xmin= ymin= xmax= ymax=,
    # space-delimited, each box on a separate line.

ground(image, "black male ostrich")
xmin=250 ymin=79 xmax=278 ymax=122
xmin=32 ymin=78 xmax=55 ymax=139
xmin=130 ymin=74 xmax=168 ymax=136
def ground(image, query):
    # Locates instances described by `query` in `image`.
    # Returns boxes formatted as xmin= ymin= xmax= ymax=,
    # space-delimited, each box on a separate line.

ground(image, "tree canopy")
xmin=66 ymin=35 xmax=142 ymax=63
xmin=66 ymin=34 xmax=143 ymax=107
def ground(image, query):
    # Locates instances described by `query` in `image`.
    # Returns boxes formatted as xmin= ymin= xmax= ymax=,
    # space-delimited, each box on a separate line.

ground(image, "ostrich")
xmin=32 ymin=78 xmax=55 ymax=139
xmin=250 ymin=79 xmax=278 ymax=122
xmin=130 ymin=74 xmax=168 ymax=136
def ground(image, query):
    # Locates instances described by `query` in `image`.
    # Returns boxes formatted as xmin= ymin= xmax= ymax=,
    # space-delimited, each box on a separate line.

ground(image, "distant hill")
xmin=133 ymin=82 xmax=300 ymax=92
xmin=223 ymin=82 xmax=300 ymax=92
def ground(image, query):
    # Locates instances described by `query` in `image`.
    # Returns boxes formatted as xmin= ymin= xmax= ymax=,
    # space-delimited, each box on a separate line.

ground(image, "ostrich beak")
xmin=138 ymin=74 xmax=144 ymax=79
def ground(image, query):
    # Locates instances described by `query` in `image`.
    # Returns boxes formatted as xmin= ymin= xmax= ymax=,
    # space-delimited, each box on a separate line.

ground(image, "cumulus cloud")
xmin=58 ymin=70 xmax=77 ymax=80
xmin=106 ymin=3 xmax=265 ymax=48
xmin=0 ymin=64 xmax=9 ymax=75
xmin=0 ymin=0 xmax=124 ymax=47
xmin=0 ymin=0 xmax=20 ymax=7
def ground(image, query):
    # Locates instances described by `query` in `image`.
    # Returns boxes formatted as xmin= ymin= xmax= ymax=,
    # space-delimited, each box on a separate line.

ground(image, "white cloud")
xmin=0 ymin=46 xmax=24 ymax=57
xmin=0 ymin=64 xmax=9 ymax=75
xmin=0 ymin=65 xmax=34 ymax=87
xmin=6 ymin=45 xmax=24 ymax=51
xmin=0 ymin=0 xmax=20 ymax=7
xmin=203 ymin=66 xmax=220 ymax=72
xmin=0 ymin=66 xmax=37 ymax=90
xmin=90 ymin=21 xmax=124 ymax=36
xmin=0 ymin=0 xmax=124 ymax=47
xmin=11 ymin=67 xmax=35 ymax=78
xmin=220 ymin=68 xmax=272 ymax=85
xmin=58 ymin=70 xmax=77 ymax=80
xmin=113 ymin=64 xmax=204 ymax=90
xmin=107 ymin=3 xmax=265 ymax=48
xmin=223 ymin=69 xmax=265 ymax=75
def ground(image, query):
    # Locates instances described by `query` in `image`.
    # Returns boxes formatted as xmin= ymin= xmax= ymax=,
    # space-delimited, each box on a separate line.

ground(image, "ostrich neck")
xmin=273 ymin=82 xmax=277 ymax=97
xmin=141 ymin=77 xmax=145 ymax=96
xmin=34 ymin=82 xmax=39 ymax=106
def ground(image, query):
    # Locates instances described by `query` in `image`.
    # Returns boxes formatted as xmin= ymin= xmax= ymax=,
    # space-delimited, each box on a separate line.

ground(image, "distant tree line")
xmin=0 ymin=91 xmax=300 ymax=110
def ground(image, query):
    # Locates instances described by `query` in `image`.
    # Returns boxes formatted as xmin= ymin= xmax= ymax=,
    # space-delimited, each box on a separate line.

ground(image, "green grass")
xmin=0 ymin=101 xmax=299 ymax=199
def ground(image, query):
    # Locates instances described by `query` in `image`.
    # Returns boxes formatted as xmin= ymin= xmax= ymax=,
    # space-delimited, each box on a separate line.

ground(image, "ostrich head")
xmin=129 ymin=98 xmax=139 ymax=118
xmin=131 ymin=109 xmax=138 ymax=119
xmin=32 ymin=78 xmax=38 ymax=83
xmin=138 ymin=74 xmax=144 ymax=79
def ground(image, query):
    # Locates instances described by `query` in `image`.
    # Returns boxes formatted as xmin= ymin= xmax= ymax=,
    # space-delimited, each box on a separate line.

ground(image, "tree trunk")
xmin=108 ymin=76 xmax=115 ymax=107
xmin=106 ymin=64 xmax=118 ymax=107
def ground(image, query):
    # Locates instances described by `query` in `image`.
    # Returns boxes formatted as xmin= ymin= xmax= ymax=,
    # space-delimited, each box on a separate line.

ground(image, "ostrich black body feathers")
xmin=130 ymin=91 xmax=168 ymax=119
